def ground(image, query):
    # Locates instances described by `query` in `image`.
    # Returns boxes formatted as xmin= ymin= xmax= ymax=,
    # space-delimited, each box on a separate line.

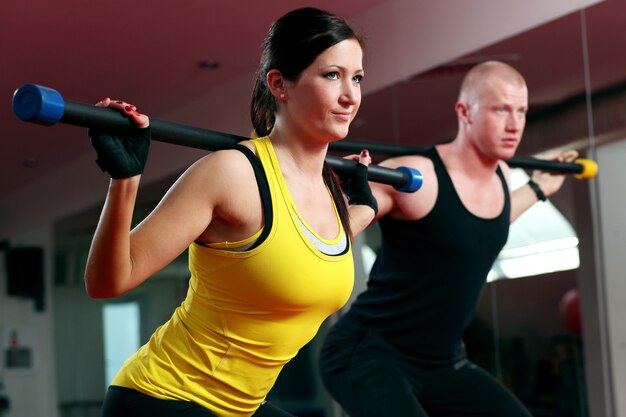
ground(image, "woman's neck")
xmin=269 ymin=128 xmax=329 ymax=180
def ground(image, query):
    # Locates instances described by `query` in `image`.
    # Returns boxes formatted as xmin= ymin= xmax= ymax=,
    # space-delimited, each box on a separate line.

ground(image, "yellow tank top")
xmin=112 ymin=136 xmax=354 ymax=416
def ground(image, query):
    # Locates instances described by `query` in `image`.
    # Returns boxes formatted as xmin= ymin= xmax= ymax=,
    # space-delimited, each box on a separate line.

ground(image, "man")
xmin=320 ymin=61 xmax=578 ymax=417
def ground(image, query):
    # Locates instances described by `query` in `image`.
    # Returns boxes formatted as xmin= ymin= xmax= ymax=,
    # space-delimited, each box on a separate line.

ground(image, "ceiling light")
xmin=197 ymin=60 xmax=220 ymax=70
xmin=23 ymin=159 xmax=39 ymax=168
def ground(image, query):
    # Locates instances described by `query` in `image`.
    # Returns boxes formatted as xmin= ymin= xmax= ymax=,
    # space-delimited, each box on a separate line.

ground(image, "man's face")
xmin=467 ymin=78 xmax=528 ymax=160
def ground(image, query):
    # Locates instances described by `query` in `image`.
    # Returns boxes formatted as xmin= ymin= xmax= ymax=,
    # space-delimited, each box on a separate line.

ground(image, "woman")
xmin=85 ymin=7 xmax=376 ymax=417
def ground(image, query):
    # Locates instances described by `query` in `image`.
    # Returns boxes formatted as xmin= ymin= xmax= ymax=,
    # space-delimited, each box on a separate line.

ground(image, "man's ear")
xmin=455 ymin=101 xmax=471 ymax=124
xmin=267 ymin=69 xmax=288 ymax=100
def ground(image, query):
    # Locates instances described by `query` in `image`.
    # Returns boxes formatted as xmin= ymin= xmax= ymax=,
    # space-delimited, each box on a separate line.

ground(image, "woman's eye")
xmin=325 ymin=72 xmax=339 ymax=80
xmin=352 ymin=75 xmax=363 ymax=84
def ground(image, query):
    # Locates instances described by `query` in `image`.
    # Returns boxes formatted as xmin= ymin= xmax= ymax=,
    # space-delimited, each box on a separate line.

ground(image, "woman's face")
xmin=283 ymin=38 xmax=364 ymax=143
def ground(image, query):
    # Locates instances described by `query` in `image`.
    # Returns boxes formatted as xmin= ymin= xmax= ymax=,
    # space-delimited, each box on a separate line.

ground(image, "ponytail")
xmin=251 ymin=74 xmax=276 ymax=137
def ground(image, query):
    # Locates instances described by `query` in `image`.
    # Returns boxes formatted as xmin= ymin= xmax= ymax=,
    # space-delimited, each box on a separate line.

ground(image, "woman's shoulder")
xmin=176 ymin=143 xmax=259 ymax=197
xmin=193 ymin=141 xmax=256 ymax=170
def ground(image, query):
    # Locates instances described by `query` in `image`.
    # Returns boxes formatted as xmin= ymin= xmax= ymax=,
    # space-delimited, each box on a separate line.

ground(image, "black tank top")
xmin=346 ymin=145 xmax=510 ymax=365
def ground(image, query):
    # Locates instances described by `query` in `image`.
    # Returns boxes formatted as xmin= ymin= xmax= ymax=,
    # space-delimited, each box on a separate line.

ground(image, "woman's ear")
xmin=267 ymin=69 xmax=288 ymax=101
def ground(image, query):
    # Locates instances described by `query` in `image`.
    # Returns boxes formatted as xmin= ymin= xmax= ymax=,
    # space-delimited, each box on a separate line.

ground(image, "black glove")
xmin=88 ymin=126 xmax=151 ymax=179
xmin=343 ymin=163 xmax=378 ymax=215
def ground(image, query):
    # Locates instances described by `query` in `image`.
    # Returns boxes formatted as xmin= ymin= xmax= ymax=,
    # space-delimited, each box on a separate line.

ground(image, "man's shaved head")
xmin=458 ymin=61 xmax=527 ymax=105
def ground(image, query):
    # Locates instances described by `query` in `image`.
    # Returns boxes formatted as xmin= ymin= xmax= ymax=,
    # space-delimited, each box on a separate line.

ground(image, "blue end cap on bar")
xmin=12 ymin=84 xmax=65 ymax=126
xmin=393 ymin=166 xmax=423 ymax=193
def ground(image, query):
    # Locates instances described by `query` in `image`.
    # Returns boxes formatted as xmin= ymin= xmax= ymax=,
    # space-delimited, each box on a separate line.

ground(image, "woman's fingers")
xmin=358 ymin=149 xmax=371 ymax=166
xmin=129 ymin=110 xmax=150 ymax=128
xmin=94 ymin=98 xmax=150 ymax=128
xmin=95 ymin=97 xmax=110 ymax=108
xmin=343 ymin=149 xmax=372 ymax=166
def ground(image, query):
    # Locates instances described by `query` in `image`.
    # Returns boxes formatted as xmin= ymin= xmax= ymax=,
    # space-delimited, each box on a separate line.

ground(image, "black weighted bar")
xmin=11 ymin=84 xmax=423 ymax=192
xmin=330 ymin=138 xmax=598 ymax=179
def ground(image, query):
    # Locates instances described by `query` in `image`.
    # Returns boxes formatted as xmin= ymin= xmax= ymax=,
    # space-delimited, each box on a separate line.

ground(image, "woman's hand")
xmin=342 ymin=149 xmax=377 ymax=237
xmin=88 ymin=98 xmax=151 ymax=179
xmin=342 ymin=149 xmax=377 ymax=214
